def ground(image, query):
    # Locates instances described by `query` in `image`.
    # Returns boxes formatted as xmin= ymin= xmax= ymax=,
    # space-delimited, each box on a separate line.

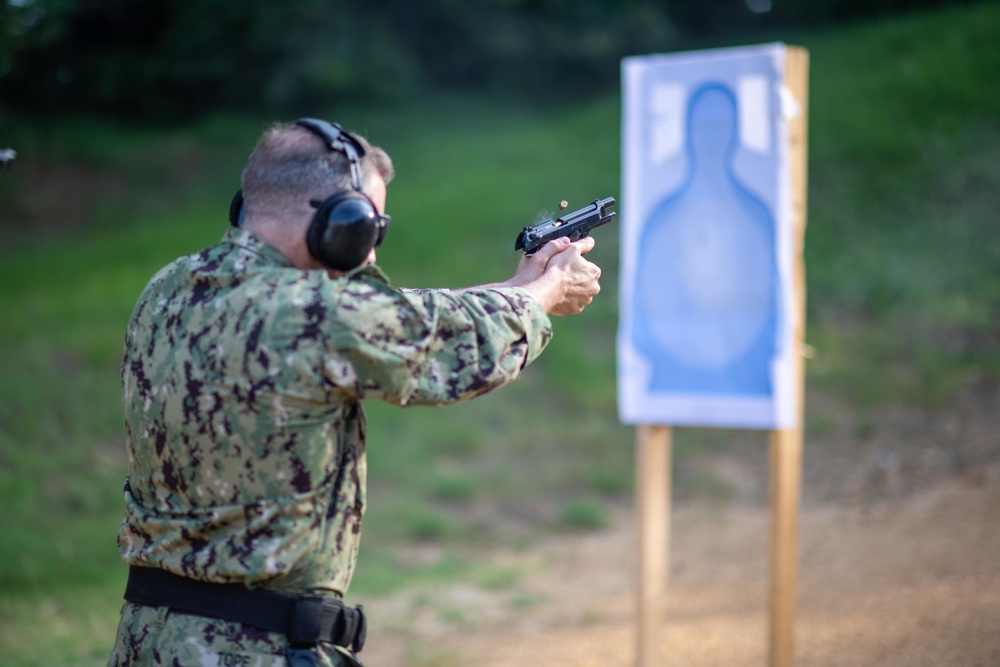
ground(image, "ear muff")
xmin=295 ymin=118 xmax=389 ymax=271
xmin=229 ymin=189 xmax=245 ymax=228
xmin=306 ymin=191 xmax=390 ymax=272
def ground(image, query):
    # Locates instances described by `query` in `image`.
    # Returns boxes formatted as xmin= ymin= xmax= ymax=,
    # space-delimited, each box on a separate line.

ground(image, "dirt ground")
xmin=359 ymin=384 xmax=1000 ymax=667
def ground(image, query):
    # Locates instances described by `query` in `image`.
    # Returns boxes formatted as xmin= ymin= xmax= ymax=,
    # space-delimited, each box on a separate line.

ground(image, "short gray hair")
xmin=241 ymin=122 xmax=394 ymax=221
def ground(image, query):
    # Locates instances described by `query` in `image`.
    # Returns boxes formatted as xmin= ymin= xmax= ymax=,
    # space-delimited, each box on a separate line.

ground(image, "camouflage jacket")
xmin=118 ymin=228 xmax=552 ymax=595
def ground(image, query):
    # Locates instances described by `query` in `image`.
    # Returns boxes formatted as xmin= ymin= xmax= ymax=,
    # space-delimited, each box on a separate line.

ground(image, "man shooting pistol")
xmin=515 ymin=197 xmax=617 ymax=255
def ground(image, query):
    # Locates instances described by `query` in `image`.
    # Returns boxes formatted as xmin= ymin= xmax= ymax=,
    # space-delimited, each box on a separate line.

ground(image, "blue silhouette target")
xmin=619 ymin=45 xmax=798 ymax=428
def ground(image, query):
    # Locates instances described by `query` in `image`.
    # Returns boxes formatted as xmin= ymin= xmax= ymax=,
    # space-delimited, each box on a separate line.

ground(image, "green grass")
xmin=801 ymin=2 xmax=1000 ymax=409
xmin=2 ymin=3 xmax=1000 ymax=664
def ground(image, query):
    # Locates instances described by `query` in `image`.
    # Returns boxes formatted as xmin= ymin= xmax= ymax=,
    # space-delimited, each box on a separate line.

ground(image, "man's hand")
xmin=510 ymin=236 xmax=602 ymax=316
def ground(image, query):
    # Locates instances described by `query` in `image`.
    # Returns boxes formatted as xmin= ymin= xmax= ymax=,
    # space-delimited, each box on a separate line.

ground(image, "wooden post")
xmin=768 ymin=45 xmax=810 ymax=667
xmin=768 ymin=428 xmax=802 ymax=667
xmin=636 ymin=425 xmax=671 ymax=667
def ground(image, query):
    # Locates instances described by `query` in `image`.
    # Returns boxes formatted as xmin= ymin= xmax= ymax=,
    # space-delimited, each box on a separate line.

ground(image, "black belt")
xmin=124 ymin=566 xmax=366 ymax=654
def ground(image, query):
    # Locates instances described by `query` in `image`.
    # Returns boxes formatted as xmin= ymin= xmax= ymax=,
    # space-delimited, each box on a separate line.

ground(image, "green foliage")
xmin=2 ymin=0 xmax=968 ymax=122
xmin=0 ymin=0 xmax=672 ymax=120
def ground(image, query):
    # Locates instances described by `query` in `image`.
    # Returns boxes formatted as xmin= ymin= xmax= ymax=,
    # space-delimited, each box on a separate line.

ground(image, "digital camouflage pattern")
xmin=111 ymin=227 xmax=552 ymax=665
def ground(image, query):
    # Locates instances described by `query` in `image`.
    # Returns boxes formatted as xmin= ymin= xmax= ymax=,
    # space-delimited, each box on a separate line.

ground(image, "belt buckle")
xmin=351 ymin=603 xmax=367 ymax=653
xmin=320 ymin=598 xmax=366 ymax=654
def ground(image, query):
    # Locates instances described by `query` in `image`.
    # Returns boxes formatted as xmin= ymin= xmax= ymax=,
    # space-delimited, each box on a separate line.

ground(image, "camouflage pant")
xmin=108 ymin=602 xmax=364 ymax=667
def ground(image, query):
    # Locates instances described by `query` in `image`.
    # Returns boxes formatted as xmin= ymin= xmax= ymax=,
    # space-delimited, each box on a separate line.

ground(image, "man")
xmin=109 ymin=119 xmax=602 ymax=667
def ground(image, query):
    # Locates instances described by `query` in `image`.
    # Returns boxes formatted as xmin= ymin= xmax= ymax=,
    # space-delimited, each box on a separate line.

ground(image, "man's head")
xmin=240 ymin=120 xmax=394 ymax=273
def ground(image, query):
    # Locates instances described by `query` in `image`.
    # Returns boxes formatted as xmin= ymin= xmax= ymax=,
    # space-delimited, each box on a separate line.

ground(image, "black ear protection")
xmin=229 ymin=117 xmax=390 ymax=272
xmin=228 ymin=189 xmax=245 ymax=228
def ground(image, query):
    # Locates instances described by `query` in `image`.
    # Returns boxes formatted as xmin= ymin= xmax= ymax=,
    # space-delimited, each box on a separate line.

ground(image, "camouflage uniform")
xmin=109 ymin=228 xmax=552 ymax=666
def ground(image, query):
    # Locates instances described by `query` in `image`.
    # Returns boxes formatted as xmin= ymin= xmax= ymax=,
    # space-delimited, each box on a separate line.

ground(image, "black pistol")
xmin=514 ymin=197 xmax=616 ymax=255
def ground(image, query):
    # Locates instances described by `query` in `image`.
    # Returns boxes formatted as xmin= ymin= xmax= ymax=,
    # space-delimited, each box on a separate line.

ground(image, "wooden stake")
xmin=768 ymin=45 xmax=810 ymax=667
xmin=636 ymin=425 xmax=671 ymax=667
xmin=768 ymin=428 xmax=802 ymax=667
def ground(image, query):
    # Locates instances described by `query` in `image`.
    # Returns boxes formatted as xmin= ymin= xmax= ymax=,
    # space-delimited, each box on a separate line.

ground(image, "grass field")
xmin=1 ymin=2 xmax=999 ymax=664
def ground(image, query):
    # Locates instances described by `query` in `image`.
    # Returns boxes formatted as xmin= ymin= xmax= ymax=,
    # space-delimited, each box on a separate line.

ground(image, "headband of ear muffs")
xmin=229 ymin=118 xmax=389 ymax=272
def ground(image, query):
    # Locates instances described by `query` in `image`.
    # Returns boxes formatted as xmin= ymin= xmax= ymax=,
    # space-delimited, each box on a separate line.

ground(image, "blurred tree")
xmin=0 ymin=0 xmax=672 ymax=120
xmin=0 ymin=0 xmax=360 ymax=119
xmin=0 ymin=0 xmax=983 ymax=123
xmin=663 ymin=0 xmax=982 ymax=38
xmin=372 ymin=0 xmax=672 ymax=93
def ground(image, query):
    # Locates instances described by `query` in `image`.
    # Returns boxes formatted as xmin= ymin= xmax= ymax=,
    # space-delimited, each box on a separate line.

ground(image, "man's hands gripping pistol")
xmin=501 ymin=197 xmax=613 ymax=316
